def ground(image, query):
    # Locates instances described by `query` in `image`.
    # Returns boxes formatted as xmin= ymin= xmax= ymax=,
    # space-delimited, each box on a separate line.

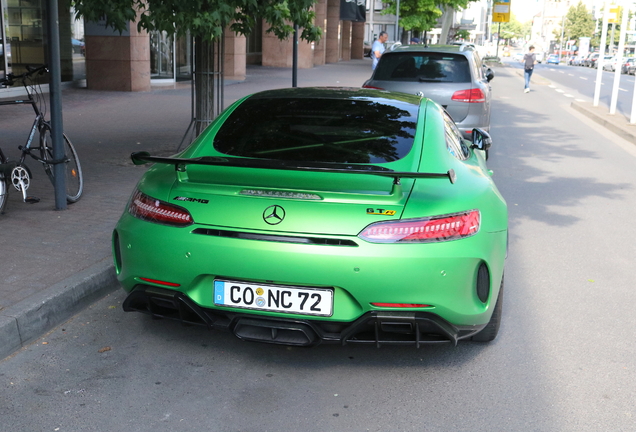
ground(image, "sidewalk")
xmin=2 ymin=59 xmax=635 ymax=360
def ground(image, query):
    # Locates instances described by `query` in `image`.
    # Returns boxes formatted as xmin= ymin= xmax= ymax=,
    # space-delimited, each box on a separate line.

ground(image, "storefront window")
xmin=0 ymin=0 xmax=84 ymax=85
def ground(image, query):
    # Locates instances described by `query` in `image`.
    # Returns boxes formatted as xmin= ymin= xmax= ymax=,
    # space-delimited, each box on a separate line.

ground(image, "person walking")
xmin=372 ymin=31 xmax=389 ymax=71
xmin=523 ymin=46 xmax=537 ymax=93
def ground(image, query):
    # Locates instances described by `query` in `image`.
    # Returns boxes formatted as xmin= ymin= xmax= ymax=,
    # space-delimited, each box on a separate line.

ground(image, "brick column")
xmin=224 ymin=28 xmax=246 ymax=81
xmin=85 ymin=19 xmax=150 ymax=91
xmin=341 ymin=21 xmax=351 ymax=61
xmin=261 ymin=22 xmax=314 ymax=68
xmin=313 ymin=0 xmax=327 ymax=66
xmin=325 ymin=0 xmax=341 ymax=63
xmin=351 ymin=21 xmax=365 ymax=59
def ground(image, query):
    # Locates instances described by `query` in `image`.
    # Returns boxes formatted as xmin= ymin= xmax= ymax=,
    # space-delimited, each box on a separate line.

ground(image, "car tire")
xmin=471 ymin=275 xmax=504 ymax=342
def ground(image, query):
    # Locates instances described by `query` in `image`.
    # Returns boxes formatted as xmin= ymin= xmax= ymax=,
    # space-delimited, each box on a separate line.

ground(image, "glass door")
xmin=150 ymin=30 xmax=174 ymax=79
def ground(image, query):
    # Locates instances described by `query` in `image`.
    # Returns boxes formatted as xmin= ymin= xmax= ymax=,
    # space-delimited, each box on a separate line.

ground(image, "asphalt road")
xmin=505 ymin=56 xmax=636 ymax=118
xmin=1 ymin=65 xmax=636 ymax=432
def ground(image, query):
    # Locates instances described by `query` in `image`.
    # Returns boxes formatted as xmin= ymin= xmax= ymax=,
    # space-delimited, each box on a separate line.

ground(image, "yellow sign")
xmin=492 ymin=0 xmax=511 ymax=23
xmin=608 ymin=6 xmax=621 ymax=24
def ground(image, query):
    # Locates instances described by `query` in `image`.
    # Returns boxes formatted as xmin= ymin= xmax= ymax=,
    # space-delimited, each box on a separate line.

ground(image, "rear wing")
xmin=131 ymin=151 xmax=456 ymax=185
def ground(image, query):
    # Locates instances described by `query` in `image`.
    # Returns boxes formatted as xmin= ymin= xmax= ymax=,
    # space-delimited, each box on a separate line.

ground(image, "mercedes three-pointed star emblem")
xmin=263 ymin=205 xmax=286 ymax=225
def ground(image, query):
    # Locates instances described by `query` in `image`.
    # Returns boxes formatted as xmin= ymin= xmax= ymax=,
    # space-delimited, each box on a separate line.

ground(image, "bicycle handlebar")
xmin=0 ymin=65 xmax=49 ymax=87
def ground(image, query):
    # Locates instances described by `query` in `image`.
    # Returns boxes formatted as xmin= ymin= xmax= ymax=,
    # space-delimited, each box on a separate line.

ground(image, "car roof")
xmin=247 ymin=87 xmax=423 ymax=106
xmin=387 ymin=44 xmax=476 ymax=57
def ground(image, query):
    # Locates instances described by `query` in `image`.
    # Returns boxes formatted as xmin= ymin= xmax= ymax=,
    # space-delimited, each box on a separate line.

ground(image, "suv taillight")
xmin=128 ymin=190 xmax=193 ymax=226
xmin=451 ymin=88 xmax=486 ymax=103
xmin=358 ymin=210 xmax=480 ymax=243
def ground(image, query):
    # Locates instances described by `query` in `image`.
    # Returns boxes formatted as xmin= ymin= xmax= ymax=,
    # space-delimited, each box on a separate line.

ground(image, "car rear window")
xmin=374 ymin=52 xmax=471 ymax=83
xmin=213 ymin=97 xmax=418 ymax=164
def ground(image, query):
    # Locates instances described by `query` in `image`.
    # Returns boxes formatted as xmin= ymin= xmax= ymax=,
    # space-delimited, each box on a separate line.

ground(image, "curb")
xmin=570 ymin=100 xmax=636 ymax=147
xmin=0 ymin=258 xmax=118 ymax=359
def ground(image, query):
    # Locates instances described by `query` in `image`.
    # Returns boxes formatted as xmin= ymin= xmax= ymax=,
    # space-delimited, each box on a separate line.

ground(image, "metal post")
xmin=292 ymin=24 xmax=298 ymax=88
xmin=46 ymin=0 xmax=66 ymax=210
xmin=611 ymin=0 xmax=628 ymax=115
xmin=593 ymin=1 xmax=611 ymax=107
xmin=495 ymin=23 xmax=500 ymax=57
xmin=559 ymin=15 xmax=565 ymax=64
xmin=395 ymin=0 xmax=400 ymax=42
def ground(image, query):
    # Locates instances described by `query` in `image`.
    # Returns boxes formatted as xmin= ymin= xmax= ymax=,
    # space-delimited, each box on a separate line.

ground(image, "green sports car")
xmin=112 ymin=87 xmax=508 ymax=347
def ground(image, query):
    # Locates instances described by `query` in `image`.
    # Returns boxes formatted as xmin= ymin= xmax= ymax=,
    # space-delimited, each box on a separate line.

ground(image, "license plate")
xmin=214 ymin=280 xmax=333 ymax=317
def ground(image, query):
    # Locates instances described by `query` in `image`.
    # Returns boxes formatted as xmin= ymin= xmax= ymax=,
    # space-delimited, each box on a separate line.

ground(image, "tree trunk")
xmin=194 ymin=35 xmax=225 ymax=135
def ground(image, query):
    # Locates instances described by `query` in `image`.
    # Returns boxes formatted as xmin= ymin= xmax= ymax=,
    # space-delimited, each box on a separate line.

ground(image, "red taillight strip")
xmin=139 ymin=277 xmax=181 ymax=287
xmin=371 ymin=303 xmax=432 ymax=308
xmin=359 ymin=210 xmax=480 ymax=243
xmin=451 ymin=88 xmax=486 ymax=103
xmin=129 ymin=190 xmax=193 ymax=226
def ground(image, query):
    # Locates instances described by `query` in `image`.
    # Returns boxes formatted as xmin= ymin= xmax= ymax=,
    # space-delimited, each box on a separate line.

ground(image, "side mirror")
xmin=471 ymin=128 xmax=492 ymax=151
xmin=485 ymin=67 xmax=495 ymax=82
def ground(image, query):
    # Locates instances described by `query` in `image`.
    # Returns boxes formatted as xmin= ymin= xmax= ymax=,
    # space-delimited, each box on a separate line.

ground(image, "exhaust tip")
xmin=233 ymin=318 xmax=318 ymax=347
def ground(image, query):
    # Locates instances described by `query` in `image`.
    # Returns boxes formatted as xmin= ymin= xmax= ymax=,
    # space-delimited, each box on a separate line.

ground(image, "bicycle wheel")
xmin=0 ymin=151 xmax=8 ymax=214
xmin=39 ymin=122 xmax=84 ymax=203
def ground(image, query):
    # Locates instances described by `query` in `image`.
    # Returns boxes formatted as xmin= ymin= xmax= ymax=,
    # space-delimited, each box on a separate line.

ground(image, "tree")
xmin=554 ymin=1 xmax=594 ymax=47
xmin=72 ymin=0 xmax=322 ymax=133
xmin=381 ymin=0 xmax=477 ymax=44
xmin=498 ymin=14 xmax=527 ymax=43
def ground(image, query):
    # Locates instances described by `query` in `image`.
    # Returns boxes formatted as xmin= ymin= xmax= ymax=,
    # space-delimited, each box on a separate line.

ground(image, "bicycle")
xmin=0 ymin=65 xmax=83 ymax=213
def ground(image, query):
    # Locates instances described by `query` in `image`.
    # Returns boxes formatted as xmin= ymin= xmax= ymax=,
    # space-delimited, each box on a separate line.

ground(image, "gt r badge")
xmin=367 ymin=208 xmax=397 ymax=216
xmin=263 ymin=205 xmax=286 ymax=225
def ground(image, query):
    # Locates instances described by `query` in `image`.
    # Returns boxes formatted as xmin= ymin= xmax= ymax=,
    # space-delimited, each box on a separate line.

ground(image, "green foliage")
xmin=381 ymin=0 xmax=476 ymax=33
xmin=72 ymin=0 xmax=321 ymax=42
xmin=562 ymin=1 xmax=594 ymax=42
xmin=454 ymin=29 xmax=470 ymax=40
xmin=498 ymin=14 xmax=526 ymax=40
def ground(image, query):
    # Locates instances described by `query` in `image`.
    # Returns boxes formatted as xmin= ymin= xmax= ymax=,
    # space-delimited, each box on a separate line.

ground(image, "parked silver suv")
xmin=363 ymin=44 xmax=494 ymax=140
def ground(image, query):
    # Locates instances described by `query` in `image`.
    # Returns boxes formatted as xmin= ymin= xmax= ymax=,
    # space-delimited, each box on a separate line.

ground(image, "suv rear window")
xmin=213 ymin=97 xmax=418 ymax=164
xmin=374 ymin=52 xmax=471 ymax=83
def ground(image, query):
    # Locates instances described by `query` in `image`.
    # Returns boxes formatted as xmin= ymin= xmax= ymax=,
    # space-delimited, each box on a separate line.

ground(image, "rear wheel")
xmin=471 ymin=275 xmax=504 ymax=342
xmin=39 ymin=122 xmax=84 ymax=203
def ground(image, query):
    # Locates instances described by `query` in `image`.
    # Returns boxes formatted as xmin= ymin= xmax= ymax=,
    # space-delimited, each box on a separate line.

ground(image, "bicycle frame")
xmin=0 ymin=77 xmax=47 ymax=201
xmin=0 ymin=84 xmax=44 ymax=163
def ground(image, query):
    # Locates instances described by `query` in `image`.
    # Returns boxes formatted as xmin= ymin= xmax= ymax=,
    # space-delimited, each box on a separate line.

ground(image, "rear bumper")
xmin=123 ymin=285 xmax=487 ymax=347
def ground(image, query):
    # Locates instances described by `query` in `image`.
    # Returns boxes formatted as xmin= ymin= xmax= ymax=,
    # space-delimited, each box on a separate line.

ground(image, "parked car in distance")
xmin=363 ymin=44 xmax=494 ymax=141
xmin=597 ymin=55 xmax=613 ymax=69
xmin=621 ymin=58 xmax=635 ymax=74
xmin=113 ymin=87 xmax=508 ymax=347
xmin=627 ymin=59 xmax=636 ymax=75
xmin=585 ymin=53 xmax=599 ymax=67
xmin=546 ymin=54 xmax=559 ymax=65
xmin=512 ymin=52 xmax=524 ymax=62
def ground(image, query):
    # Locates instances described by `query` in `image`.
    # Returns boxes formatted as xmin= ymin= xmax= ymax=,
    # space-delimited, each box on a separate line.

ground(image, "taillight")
xmin=451 ymin=88 xmax=486 ymax=103
xmin=358 ymin=210 xmax=480 ymax=243
xmin=128 ymin=190 xmax=193 ymax=226
xmin=362 ymin=84 xmax=385 ymax=90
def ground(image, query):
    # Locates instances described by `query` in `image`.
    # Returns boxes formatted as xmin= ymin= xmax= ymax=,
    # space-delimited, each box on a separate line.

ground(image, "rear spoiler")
xmin=130 ymin=151 xmax=456 ymax=184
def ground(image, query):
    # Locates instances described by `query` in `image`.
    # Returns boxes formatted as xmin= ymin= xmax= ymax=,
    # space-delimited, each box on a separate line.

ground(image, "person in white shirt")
xmin=372 ymin=31 xmax=389 ymax=71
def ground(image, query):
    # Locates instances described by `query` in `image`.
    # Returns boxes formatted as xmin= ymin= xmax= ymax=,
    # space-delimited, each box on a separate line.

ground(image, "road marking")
xmin=569 ymin=73 xmax=574 ymax=76
xmin=580 ymin=77 xmax=588 ymax=80
xmin=575 ymin=99 xmax=586 ymax=102
xmin=620 ymin=88 xmax=628 ymax=92
xmin=549 ymin=85 xmax=557 ymax=88
xmin=556 ymin=89 xmax=565 ymax=93
xmin=564 ymin=94 xmax=574 ymax=98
